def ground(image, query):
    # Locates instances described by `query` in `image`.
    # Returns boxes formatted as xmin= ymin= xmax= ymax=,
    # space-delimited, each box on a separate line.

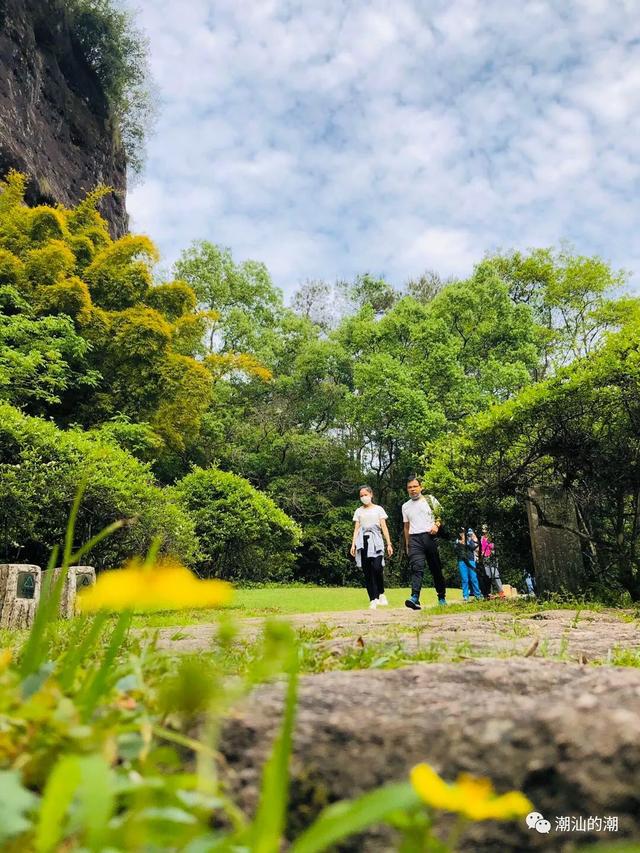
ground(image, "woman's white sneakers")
xmin=369 ymin=599 xmax=378 ymax=609
xmin=369 ymin=595 xmax=389 ymax=610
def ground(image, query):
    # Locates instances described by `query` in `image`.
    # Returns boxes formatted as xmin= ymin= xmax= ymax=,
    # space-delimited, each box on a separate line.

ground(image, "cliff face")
xmin=0 ymin=0 xmax=127 ymax=236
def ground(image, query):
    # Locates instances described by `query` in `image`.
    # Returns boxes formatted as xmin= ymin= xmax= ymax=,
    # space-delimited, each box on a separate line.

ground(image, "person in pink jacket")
xmin=480 ymin=526 xmax=504 ymax=596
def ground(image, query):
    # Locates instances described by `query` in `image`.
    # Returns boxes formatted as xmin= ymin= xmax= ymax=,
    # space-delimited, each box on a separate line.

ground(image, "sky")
xmin=127 ymin=0 xmax=640 ymax=296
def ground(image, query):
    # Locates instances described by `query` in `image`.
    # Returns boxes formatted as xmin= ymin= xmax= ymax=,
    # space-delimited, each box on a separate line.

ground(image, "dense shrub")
xmin=171 ymin=468 xmax=301 ymax=582
xmin=0 ymin=403 xmax=198 ymax=569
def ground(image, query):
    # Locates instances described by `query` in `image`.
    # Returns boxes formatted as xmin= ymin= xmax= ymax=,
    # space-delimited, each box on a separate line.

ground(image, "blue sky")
xmin=127 ymin=0 xmax=640 ymax=296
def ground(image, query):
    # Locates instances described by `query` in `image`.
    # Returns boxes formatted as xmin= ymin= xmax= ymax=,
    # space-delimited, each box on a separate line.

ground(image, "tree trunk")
xmin=0 ymin=564 xmax=41 ymax=629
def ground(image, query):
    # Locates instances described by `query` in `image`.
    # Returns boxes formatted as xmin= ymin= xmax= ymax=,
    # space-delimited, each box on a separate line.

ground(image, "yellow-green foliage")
xmin=0 ymin=172 xmax=213 ymax=451
xmin=111 ymin=306 xmax=172 ymax=359
xmin=25 ymin=240 xmax=76 ymax=286
xmin=153 ymin=354 xmax=213 ymax=449
xmin=0 ymin=249 xmax=25 ymax=286
xmin=171 ymin=312 xmax=208 ymax=356
xmin=27 ymin=205 xmax=68 ymax=244
xmin=34 ymin=276 xmax=92 ymax=321
xmin=65 ymin=185 xmax=112 ymax=237
xmin=145 ymin=280 xmax=196 ymax=320
xmin=67 ymin=234 xmax=97 ymax=271
xmin=84 ymin=235 xmax=158 ymax=310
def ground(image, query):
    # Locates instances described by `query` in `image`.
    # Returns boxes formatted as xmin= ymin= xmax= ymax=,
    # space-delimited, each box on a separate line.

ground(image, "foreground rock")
xmin=220 ymin=659 xmax=640 ymax=851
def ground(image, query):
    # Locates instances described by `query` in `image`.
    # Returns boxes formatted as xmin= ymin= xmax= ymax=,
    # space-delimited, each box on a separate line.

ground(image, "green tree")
xmin=422 ymin=313 xmax=640 ymax=599
xmin=0 ymin=173 xmax=213 ymax=459
xmin=171 ymin=468 xmax=301 ymax=582
xmin=475 ymin=248 xmax=629 ymax=374
xmin=348 ymin=273 xmax=398 ymax=315
xmin=0 ymin=303 xmax=99 ymax=414
xmin=403 ymin=269 xmax=446 ymax=304
xmin=174 ymin=241 xmax=285 ymax=362
xmin=0 ymin=402 xmax=197 ymax=569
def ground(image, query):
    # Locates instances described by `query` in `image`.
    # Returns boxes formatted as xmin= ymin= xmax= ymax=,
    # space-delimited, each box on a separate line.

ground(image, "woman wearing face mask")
xmin=350 ymin=485 xmax=393 ymax=609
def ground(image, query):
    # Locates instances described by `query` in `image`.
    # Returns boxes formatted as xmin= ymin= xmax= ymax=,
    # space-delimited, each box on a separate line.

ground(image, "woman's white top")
xmin=353 ymin=505 xmax=388 ymax=530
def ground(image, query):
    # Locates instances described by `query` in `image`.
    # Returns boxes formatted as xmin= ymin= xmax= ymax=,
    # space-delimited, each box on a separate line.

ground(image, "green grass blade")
xmin=20 ymin=486 xmax=121 ymax=681
xmin=247 ymin=648 xmax=299 ymax=852
xmin=79 ymin=610 xmax=132 ymax=719
xmin=19 ymin=545 xmax=59 ymax=679
xmin=35 ymin=754 xmax=82 ymax=852
xmin=62 ymin=482 xmax=85 ymax=569
xmin=290 ymin=783 xmax=420 ymax=853
xmin=57 ymin=612 xmax=109 ymax=691
xmin=34 ymin=753 xmax=115 ymax=853
xmin=75 ymin=754 xmax=115 ymax=851
xmin=20 ymin=482 xmax=86 ymax=679
xmin=143 ymin=535 xmax=162 ymax=567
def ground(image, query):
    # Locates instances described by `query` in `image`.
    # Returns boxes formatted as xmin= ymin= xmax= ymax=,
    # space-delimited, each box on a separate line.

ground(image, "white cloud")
xmin=127 ymin=0 xmax=640 ymax=295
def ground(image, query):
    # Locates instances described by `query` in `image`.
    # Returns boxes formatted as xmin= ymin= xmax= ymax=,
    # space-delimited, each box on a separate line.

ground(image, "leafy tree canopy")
xmin=0 ymin=172 xmax=213 ymax=456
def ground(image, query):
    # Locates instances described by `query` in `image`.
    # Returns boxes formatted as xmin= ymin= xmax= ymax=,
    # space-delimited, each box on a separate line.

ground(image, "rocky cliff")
xmin=0 ymin=0 xmax=127 ymax=236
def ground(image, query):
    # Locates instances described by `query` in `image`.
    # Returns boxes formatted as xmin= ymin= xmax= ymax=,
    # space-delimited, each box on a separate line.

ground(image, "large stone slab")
xmin=526 ymin=487 xmax=585 ymax=595
xmin=0 ymin=564 xmax=41 ymax=629
xmin=219 ymin=659 xmax=640 ymax=851
xmin=44 ymin=565 xmax=96 ymax=618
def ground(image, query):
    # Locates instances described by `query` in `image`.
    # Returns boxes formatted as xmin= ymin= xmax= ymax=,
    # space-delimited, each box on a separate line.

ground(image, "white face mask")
xmin=360 ymin=495 xmax=372 ymax=505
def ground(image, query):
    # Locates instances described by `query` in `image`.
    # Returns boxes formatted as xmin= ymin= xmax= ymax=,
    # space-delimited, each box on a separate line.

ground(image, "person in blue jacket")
xmin=454 ymin=527 xmax=482 ymax=601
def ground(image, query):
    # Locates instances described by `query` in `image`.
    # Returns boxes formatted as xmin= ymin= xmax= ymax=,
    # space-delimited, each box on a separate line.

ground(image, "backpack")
xmin=424 ymin=494 xmax=443 ymax=524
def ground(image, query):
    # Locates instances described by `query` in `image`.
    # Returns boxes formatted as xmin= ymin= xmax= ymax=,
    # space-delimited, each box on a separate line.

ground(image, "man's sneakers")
xmin=377 ymin=594 xmax=389 ymax=606
xmin=438 ymin=598 xmax=447 ymax=606
xmin=405 ymin=594 xmax=421 ymax=610
xmin=369 ymin=599 xmax=378 ymax=610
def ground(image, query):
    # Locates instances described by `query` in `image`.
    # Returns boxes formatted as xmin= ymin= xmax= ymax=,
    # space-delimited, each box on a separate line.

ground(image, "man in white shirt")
xmin=402 ymin=475 xmax=446 ymax=610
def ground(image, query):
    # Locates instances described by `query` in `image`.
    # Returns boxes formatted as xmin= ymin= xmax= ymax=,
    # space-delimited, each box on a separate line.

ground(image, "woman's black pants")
xmin=362 ymin=536 xmax=385 ymax=601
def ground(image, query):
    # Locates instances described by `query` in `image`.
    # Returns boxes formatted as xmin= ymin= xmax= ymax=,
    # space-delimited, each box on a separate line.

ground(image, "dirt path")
xmin=153 ymin=606 xmax=640 ymax=663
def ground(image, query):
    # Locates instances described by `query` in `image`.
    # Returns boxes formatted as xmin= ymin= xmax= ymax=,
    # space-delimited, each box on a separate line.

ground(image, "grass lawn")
xmin=229 ymin=585 xmax=464 ymax=614
xmin=134 ymin=586 xmax=465 ymax=626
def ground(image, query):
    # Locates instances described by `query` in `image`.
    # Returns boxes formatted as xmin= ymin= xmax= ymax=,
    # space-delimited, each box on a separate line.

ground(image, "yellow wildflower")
xmin=0 ymin=648 xmax=12 ymax=671
xmin=77 ymin=558 xmax=233 ymax=613
xmin=410 ymin=763 xmax=532 ymax=821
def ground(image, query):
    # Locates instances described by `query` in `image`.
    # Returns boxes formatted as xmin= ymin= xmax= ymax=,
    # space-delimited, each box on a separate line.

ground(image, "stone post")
xmin=44 ymin=565 xmax=96 ymax=618
xmin=526 ymin=487 xmax=585 ymax=595
xmin=0 ymin=564 xmax=41 ymax=629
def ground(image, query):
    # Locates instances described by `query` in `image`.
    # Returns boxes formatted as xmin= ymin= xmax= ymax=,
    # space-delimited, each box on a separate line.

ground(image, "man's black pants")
xmin=408 ymin=532 xmax=446 ymax=600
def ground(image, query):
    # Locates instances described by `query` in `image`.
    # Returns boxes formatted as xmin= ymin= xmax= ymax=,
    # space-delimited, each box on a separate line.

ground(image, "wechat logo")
xmin=526 ymin=811 xmax=551 ymax=834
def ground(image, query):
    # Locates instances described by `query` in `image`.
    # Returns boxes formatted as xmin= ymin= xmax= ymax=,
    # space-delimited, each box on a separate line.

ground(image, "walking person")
xmin=481 ymin=525 xmax=505 ymax=597
xmin=454 ymin=527 xmax=482 ymax=601
xmin=403 ymin=476 xmax=447 ymax=610
xmin=351 ymin=485 xmax=393 ymax=609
